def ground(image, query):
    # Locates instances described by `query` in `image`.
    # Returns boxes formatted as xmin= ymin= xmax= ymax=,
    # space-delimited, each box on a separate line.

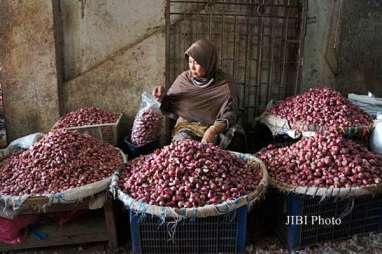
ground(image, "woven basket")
xmin=111 ymin=152 xmax=268 ymax=219
xmin=269 ymin=177 xmax=382 ymax=198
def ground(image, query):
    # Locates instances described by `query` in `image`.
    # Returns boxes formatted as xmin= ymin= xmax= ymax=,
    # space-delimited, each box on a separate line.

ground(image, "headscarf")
xmin=185 ymin=39 xmax=218 ymax=80
xmin=161 ymin=39 xmax=239 ymax=126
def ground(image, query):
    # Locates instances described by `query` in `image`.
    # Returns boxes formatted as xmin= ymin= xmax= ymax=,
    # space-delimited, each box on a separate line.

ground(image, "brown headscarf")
xmin=161 ymin=39 xmax=239 ymax=126
xmin=185 ymin=39 xmax=218 ymax=79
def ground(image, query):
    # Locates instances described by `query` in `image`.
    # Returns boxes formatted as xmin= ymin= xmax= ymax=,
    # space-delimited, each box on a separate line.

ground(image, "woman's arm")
xmin=216 ymin=97 xmax=238 ymax=129
xmin=201 ymin=96 xmax=238 ymax=143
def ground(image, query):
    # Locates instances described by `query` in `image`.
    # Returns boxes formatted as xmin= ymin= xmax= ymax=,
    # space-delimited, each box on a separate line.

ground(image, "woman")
xmin=152 ymin=39 xmax=244 ymax=150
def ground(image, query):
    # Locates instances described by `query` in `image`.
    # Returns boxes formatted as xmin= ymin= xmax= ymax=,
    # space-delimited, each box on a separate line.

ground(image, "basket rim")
xmin=260 ymin=111 xmax=374 ymax=133
xmin=269 ymin=176 xmax=382 ymax=197
xmin=113 ymin=152 xmax=268 ymax=218
xmin=0 ymin=147 xmax=127 ymax=209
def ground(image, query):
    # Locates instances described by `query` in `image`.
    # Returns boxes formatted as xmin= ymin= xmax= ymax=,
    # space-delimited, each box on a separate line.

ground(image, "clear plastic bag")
xmin=370 ymin=114 xmax=382 ymax=154
xmin=131 ymin=92 xmax=163 ymax=146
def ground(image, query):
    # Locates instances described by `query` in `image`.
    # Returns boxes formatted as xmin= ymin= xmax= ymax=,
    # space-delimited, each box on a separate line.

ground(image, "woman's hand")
xmin=152 ymin=86 xmax=165 ymax=102
xmin=201 ymin=121 xmax=227 ymax=144
xmin=201 ymin=126 xmax=218 ymax=144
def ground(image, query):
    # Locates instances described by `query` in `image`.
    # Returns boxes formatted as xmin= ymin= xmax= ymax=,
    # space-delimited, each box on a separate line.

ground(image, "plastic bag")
xmin=131 ymin=92 xmax=163 ymax=146
xmin=348 ymin=92 xmax=382 ymax=118
xmin=0 ymin=133 xmax=44 ymax=159
xmin=370 ymin=114 xmax=382 ymax=154
xmin=0 ymin=215 xmax=39 ymax=245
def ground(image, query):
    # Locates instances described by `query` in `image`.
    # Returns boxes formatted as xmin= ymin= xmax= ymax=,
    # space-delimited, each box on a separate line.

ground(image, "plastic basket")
xmin=129 ymin=205 xmax=248 ymax=254
xmin=122 ymin=138 xmax=159 ymax=159
xmin=59 ymin=113 xmax=124 ymax=146
xmin=272 ymin=189 xmax=382 ymax=250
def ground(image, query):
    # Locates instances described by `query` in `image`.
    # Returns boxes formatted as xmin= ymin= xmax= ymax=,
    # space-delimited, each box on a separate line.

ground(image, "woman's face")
xmin=188 ymin=56 xmax=207 ymax=79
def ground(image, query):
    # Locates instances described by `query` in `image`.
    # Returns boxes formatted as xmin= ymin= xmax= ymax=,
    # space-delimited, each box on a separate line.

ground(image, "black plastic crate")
xmin=272 ymin=189 xmax=382 ymax=250
xmin=129 ymin=206 xmax=248 ymax=254
xmin=122 ymin=137 xmax=158 ymax=159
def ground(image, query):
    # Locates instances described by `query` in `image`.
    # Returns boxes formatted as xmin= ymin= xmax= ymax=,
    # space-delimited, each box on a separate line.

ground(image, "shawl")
xmin=161 ymin=39 xmax=239 ymax=125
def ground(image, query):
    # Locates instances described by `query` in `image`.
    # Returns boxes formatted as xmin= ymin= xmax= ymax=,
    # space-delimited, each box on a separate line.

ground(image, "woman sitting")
xmin=152 ymin=39 xmax=245 ymax=151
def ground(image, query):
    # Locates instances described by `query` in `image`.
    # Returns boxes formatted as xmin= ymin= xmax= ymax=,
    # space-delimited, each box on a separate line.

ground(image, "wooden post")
xmin=104 ymin=194 xmax=118 ymax=249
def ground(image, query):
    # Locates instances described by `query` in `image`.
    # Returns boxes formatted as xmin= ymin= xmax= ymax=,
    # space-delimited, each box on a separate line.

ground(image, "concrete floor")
xmin=5 ymin=231 xmax=382 ymax=254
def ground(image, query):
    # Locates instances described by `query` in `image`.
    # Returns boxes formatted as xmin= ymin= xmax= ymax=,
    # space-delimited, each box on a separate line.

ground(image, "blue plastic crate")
xmin=129 ymin=206 xmax=248 ymax=254
xmin=272 ymin=189 xmax=382 ymax=250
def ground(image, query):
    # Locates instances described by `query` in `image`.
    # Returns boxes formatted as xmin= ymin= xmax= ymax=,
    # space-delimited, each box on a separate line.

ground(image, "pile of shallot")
xmin=0 ymin=129 xmax=123 ymax=196
xmin=269 ymin=87 xmax=372 ymax=131
xmin=257 ymin=132 xmax=382 ymax=188
xmin=131 ymin=108 xmax=162 ymax=146
xmin=119 ymin=140 xmax=262 ymax=208
xmin=54 ymin=106 xmax=119 ymax=129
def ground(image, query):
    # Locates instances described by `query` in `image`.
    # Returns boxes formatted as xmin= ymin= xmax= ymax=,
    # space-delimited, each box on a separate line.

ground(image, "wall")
xmin=61 ymin=0 xmax=166 ymax=128
xmin=0 ymin=0 xmax=60 ymax=141
xmin=63 ymin=32 xmax=165 ymax=123
xmin=335 ymin=0 xmax=382 ymax=96
xmin=4 ymin=0 xmax=379 ymax=141
xmin=62 ymin=0 xmax=166 ymax=81
xmin=302 ymin=0 xmax=382 ymax=97
xmin=301 ymin=0 xmax=336 ymax=91
xmin=0 ymin=0 xmax=167 ymax=141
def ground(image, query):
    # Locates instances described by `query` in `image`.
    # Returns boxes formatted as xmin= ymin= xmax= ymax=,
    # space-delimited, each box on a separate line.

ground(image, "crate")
xmin=62 ymin=113 xmax=124 ymax=146
xmin=123 ymin=137 xmax=159 ymax=159
xmin=129 ymin=206 xmax=248 ymax=254
xmin=272 ymin=189 xmax=382 ymax=250
xmin=0 ymin=193 xmax=118 ymax=251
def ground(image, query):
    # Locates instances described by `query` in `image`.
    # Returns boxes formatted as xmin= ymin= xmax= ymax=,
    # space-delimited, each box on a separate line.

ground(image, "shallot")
xmin=54 ymin=107 xmax=118 ymax=129
xmin=269 ymin=87 xmax=372 ymax=131
xmin=0 ymin=129 xmax=123 ymax=196
xmin=257 ymin=132 xmax=382 ymax=188
xmin=131 ymin=108 xmax=162 ymax=146
xmin=119 ymin=139 xmax=262 ymax=208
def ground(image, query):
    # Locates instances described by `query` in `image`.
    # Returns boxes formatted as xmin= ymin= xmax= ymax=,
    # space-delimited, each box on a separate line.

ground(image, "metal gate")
xmin=165 ymin=0 xmax=307 ymax=133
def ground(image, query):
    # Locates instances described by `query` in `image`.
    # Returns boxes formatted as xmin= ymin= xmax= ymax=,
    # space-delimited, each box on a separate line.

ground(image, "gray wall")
xmin=302 ymin=0 xmax=382 ymax=97
xmin=335 ymin=0 xmax=382 ymax=96
xmin=302 ymin=0 xmax=336 ymax=91
xmin=61 ymin=0 xmax=166 ymax=127
xmin=62 ymin=0 xmax=165 ymax=80
xmin=0 ymin=0 xmax=167 ymax=141
xmin=0 ymin=0 xmax=60 ymax=140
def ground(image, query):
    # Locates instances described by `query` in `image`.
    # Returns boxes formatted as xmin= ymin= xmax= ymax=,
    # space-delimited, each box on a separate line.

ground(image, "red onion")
xmin=131 ymin=108 xmax=162 ymax=146
xmin=269 ymin=87 xmax=372 ymax=131
xmin=54 ymin=107 xmax=119 ymax=129
xmin=119 ymin=140 xmax=262 ymax=208
xmin=0 ymin=129 xmax=123 ymax=196
xmin=257 ymin=132 xmax=382 ymax=188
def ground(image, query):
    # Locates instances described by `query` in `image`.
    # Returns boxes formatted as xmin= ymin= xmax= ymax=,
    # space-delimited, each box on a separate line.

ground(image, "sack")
xmin=348 ymin=93 xmax=382 ymax=118
xmin=131 ymin=92 xmax=163 ymax=146
xmin=0 ymin=215 xmax=39 ymax=245
xmin=0 ymin=133 xmax=43 ymax=159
